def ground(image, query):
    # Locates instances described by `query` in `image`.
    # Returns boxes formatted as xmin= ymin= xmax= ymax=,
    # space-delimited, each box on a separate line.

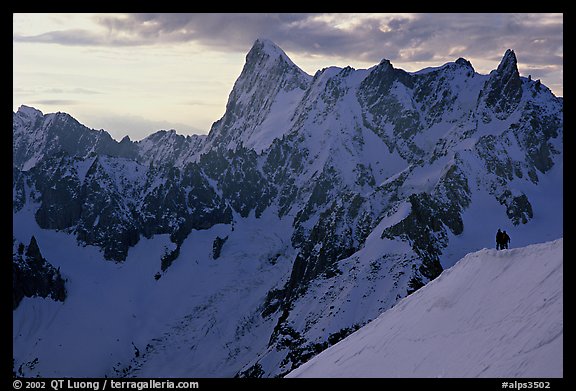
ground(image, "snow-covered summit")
xmin=410 ymin=56 xmax=474 ymax=76
xmin=497 ymin=49 xmax=519 ymax=74
xmin=244 ymin=38 xmax=308 ymax=77
xmin=455 ymin=57 xmax=474 ymax=70
xmin=479 ymin=49 xmax=524 ymax=120
xmin=202 ymin=38 xmax=312 ymax=152
xmin=16 ymin=104 xmax=43 ymax=119
xmin=288 ymin=239 xmax=563 ymax=378
xmin=251 ymin=38 xmax=293 ymax=64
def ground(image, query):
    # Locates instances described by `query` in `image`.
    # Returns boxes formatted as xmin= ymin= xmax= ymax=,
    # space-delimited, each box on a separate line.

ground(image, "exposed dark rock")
xmin=482 ymin=49 xmax=523 ymax=119
xmin=161 ymin=244 xmax=181 ymax=272
xmin=212 ymin=236 xmax=228 ymax=260
xmin=13 ymin=237 xmax=67 ymax=309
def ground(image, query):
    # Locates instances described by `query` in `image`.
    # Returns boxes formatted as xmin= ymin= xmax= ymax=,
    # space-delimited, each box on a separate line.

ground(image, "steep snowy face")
xmin=13 ymin=43 xmax=562 ymax=379
xmin=287 ymin=239 xmax=563 ymax=378
xmin=203 ymin=38 xmax=312 ymax=152
xmin=13 ymin=105 xmax=47 ymax=163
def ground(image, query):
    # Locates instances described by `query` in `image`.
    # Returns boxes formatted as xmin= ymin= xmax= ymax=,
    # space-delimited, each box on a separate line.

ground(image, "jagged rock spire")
xmin=455 ymin=57 xmax=474 ymax=71
xmin=497 ymin=49 xmax=519 ymax=76
xmin=482 ymin=49 xmax=523 ymax=118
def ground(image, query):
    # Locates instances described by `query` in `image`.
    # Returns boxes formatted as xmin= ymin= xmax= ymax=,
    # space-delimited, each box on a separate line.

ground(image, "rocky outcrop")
xmin=13 ymin=236 xmax=67 ymax=309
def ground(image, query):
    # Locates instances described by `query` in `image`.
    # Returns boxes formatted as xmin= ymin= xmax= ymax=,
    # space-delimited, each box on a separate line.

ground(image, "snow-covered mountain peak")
xmin=497 ymin=48 xmax=519 ymax=74
xmin=16 ymin=104 xmax=44 ymax=119
xmin=252 ymin=38 xmax=287 ymax=58
xmin=409 ymin=57 xmax=474 ymax=78
xmin=480 ymin=49 xmax=523 ymax=119
xmin=201 ymin=39 xmax=312 ymax=152
xmin=245 ymin=38 xmax=305 ymax=75
xmin=363 ymin=56 xmax=412 ymax=88
xmin=369 ymin=58 xmax=398 ymax=77
xmin=490 ymin=49 xmax=521 ymax=88
xmin=377 ymin=58 xmax=393 ymax=68
xmin=455 ymin=57 xmax=474 ymax=71
xmin=253 ymin=37 xmax=280 ymax=51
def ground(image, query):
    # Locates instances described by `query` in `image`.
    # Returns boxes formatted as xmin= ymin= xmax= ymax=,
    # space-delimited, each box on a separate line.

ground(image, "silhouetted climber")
xmin=502 ymin=231 xmax=510 ymax=249
xmin=496 ymin=229 xmax=504 ymax=250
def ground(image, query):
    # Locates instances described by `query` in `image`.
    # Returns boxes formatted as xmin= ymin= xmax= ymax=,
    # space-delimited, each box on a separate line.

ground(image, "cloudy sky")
xmin=13 ymin=13 xmax=563 ymax=141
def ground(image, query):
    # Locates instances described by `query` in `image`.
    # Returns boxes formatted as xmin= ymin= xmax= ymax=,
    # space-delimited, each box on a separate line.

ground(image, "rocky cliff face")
xmin=13 ymin=39 xmax=562 ymax=377
xmin=13 ymin=236 xmax=67 ymax=309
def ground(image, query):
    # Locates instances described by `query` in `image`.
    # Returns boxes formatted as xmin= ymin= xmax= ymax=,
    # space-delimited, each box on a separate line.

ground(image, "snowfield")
xmin=13 ymin=207 xmax=296 ymax=377
xmin=287 ymin=239 xmax=563 ymax=378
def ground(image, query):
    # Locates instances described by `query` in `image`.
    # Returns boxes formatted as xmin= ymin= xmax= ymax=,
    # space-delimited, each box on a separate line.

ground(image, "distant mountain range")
xmin=13 ymin=38 xmax=562 ymax=377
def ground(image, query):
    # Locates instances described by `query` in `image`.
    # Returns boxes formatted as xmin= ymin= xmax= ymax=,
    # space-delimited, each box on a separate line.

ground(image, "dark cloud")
xmin=14 ymin=13 xmax=562 ymax=72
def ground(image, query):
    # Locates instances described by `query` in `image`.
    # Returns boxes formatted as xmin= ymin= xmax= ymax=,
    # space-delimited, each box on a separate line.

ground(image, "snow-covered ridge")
xmin=287 ymin=239 xmax=563 ymax=378
xmin=14 ymin=104 xmax=43 ymax=120
xmin=12 ymin=106 xmax=207 ymax=170
xmin=13 ymin=41 xmax=557 ymax=167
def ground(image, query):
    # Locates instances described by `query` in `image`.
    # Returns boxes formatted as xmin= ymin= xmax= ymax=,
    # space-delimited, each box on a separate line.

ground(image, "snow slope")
xmin=287 ymin=239 xmax=563 ymax=378
xmin=13 ymin=206 xmax=296 ymax=377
